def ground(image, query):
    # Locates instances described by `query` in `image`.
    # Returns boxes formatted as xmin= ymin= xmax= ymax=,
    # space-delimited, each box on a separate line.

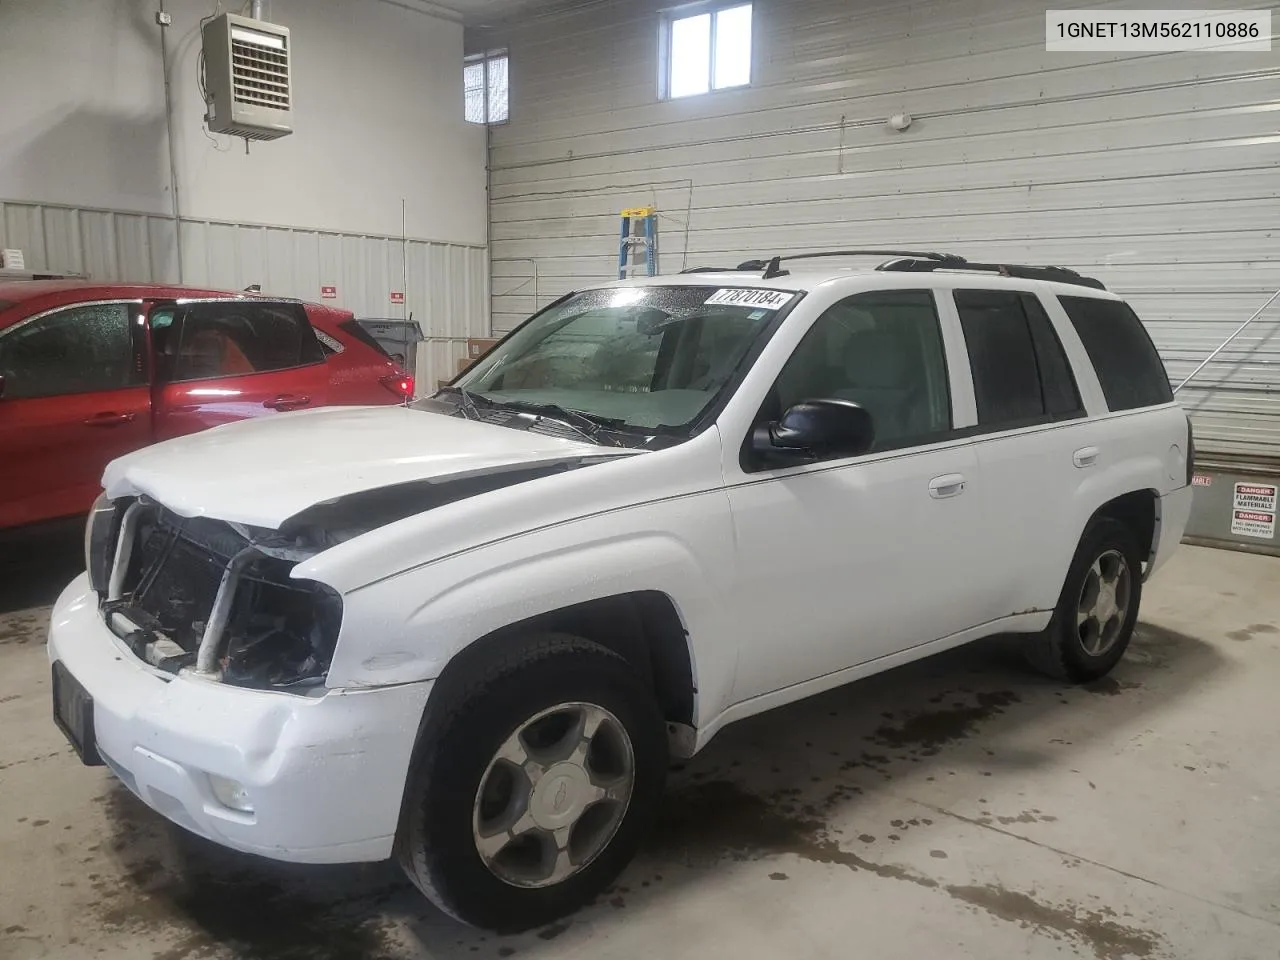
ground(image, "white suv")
xmin=49 ymin=251 xmax=1194 ymax=931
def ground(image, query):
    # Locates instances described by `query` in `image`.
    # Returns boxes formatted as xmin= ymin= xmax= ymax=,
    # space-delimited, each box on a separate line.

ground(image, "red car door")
xmin=149 ymin=299 xmax=332 ymax=442
xmin=0 ymin=300 xmax=152 ymax=528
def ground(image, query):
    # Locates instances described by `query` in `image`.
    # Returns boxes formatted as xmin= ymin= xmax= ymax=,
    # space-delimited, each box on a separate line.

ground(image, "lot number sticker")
xmin=704 ymin=288 xmax=794 ymax=310
xmin=1231 ymin=482 xmax=1277 ymax=540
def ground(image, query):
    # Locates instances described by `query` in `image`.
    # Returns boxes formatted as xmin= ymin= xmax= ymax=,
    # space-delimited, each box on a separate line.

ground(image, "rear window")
xmin=954 ymin=289 xmax=1083 ymax=430
xmin=152 ymin=301 xmax=325 ymax=382
xmin=1058 ymin=296 xmax=1173 ymax=411
xmin=339 ymin=320 xmax=391 ymax=357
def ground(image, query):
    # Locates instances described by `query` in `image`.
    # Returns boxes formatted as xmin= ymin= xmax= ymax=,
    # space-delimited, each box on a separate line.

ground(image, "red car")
xmin=0 ymin=281 xmax=413 ymax=532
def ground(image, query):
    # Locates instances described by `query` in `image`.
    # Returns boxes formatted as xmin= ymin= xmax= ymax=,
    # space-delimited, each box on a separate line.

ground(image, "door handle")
xmin=1073 ymin=446 xmax=1100 ymax=468
xmin=929 ymin=474 xmax=966 ymax=499
xmin=263 ymin=394 xmax=311 ymax=411
xmin=84 ymin=412 xmax=136 ymax=427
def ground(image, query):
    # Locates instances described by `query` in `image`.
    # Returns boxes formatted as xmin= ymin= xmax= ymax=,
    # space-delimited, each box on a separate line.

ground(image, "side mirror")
xmin=751 ymin=398 xmax=874 ymax=465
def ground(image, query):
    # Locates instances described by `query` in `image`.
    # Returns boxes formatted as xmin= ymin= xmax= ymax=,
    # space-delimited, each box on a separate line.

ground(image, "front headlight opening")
xmin=101 ymin=506 xmax=344 ymax=688
xmin=219 ymin=560 xmax=344 ymax=690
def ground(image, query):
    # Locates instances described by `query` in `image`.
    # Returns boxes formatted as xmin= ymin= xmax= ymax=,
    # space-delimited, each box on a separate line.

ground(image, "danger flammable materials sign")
xmin=1234 ymin=483 xmax=1277 ymax=513
xmin=1231 ymin=482 xmax=1277 ymax=540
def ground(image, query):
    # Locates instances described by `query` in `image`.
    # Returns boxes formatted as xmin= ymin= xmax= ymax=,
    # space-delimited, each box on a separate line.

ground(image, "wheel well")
xmin=436 ymin=592 xmax=695 ymax=727
xmin=1094 ymin=489 xmax=1158 ymax=564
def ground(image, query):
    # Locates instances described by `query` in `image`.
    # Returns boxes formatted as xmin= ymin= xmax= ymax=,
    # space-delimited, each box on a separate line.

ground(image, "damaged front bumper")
xmin=48 ymin=574 xmax=432 ymax=863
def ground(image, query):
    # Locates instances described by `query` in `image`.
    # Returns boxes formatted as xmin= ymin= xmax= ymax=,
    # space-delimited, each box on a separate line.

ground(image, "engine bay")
xmin=98 ymin=502 xmax=342 ymax=689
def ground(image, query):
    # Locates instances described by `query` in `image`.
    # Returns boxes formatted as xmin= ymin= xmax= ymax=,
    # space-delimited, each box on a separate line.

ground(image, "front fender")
xmin=323 ymin=490 xmax=739 ymax=726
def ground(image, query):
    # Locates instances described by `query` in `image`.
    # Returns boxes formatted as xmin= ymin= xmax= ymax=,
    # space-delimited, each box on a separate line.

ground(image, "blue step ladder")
xmin=618 ymin=207 xmax=658 ymax=279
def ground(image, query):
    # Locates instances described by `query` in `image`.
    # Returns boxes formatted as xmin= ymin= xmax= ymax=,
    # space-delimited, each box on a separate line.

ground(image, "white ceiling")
xmin=434 ymin=0 xmax=566 ymax=25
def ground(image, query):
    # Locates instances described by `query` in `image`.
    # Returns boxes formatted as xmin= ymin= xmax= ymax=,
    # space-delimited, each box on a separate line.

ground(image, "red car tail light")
xmin=380 ymin=374 xmax=414 ymax=399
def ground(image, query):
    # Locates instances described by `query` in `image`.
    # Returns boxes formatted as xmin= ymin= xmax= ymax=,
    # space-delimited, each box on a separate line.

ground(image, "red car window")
xmin=0 ymin=304 xmax=139 ymax=399
xmin=154 ymin=302 xmax=325 ymax=382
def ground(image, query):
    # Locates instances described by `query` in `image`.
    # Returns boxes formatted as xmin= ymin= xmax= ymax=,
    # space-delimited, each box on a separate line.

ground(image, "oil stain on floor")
xmin=649 ymin=779 xmax=1164 ymax=960
xmin=87 ymin=788 xmax=412 ymax=960
xmin=867 ymin=690 xmax=1021 ymax=755
xmin=20 ymin=629 xmax=1194 ymax=960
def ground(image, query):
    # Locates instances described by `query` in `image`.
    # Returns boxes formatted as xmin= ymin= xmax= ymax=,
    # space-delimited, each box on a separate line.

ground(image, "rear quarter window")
xmin=1058 ymin=296 xmax=1173 ymax=411
xmin=339 ymin=320 xmax=391 ymax=357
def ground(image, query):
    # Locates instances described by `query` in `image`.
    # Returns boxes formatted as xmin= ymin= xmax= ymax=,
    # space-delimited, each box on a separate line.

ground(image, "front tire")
xmin=395 ymin=634 xmax=667 ymax=932
xmin=1024 ymin=517 xmax=1143 ymax=683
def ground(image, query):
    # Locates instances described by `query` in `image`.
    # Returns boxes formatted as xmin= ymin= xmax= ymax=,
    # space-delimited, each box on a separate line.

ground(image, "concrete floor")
xmin=2 ymin=539 xmax=1279 ymax=960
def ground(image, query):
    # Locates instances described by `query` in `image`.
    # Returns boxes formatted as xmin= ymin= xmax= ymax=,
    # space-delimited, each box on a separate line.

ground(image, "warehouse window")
xmin=465 ymin=50 xmax=508 ymax=124
xmin=661 ymin=3 xmax=752 ymax=99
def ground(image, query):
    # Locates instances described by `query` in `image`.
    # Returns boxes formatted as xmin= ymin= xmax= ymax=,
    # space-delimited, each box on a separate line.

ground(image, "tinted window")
xmin=1021 ymin=293 xmax=1082 ymax=417
xmin=1059 ymin=296 xmax=1173 ymax=410
xmin=955 ymin=290 xmax=1042 ymax=426
xmin=771 ymin=290 xmax=951 ymax=451
xmin=0 ymin=303 xmax=137 ymax=399
xmin=340 ymin=320 xmax=391 ymax=357
xmin=955 ymin=289 xmax=1083 ymax=429
xmin=153 ymin=302 xmax=325 ymax=382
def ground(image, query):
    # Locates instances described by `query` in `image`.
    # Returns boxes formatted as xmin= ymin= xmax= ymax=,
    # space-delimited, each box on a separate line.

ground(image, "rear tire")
xmin=395 ymin=633 xmax=667 ymax=932
xmin=1024 ymin=517 xmax=1143 ymax=683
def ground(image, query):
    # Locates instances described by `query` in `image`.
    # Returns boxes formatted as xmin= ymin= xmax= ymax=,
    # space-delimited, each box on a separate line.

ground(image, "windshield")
xmin=441 ymin=285 xmax=795 ymax=431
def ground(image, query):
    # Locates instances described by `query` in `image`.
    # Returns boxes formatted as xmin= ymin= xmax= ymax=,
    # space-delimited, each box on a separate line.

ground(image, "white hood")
xmin=103 ymin=406 xmax=627 ymax=528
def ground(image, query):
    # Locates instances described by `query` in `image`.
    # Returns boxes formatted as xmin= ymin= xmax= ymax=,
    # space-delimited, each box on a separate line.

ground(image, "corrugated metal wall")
xmin=478 ymin=0 xmax=1280 ymax=461
xmin=0 ymin=199 xmax=489 ymax=393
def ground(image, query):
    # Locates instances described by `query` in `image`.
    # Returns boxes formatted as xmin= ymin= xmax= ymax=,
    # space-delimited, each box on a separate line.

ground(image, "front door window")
xmin=763 ymin=289 xmax=952 ymax=454
xmin=0 ymin=304 xmax=137 ymax=398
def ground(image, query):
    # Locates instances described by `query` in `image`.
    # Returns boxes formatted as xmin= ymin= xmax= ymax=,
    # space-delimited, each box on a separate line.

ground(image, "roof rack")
xmin=876 ymin=257 xmax=1106 ymax=290
xmin=743 ymin=250 xmax=964 ymax=280
xmin=730 ymin=249 xmax=1105 ymax=290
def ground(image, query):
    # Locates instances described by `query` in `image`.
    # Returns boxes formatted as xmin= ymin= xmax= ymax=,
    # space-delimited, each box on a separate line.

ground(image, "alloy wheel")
xmin=1076 ymin=548 xmax=1132 ymax=657
xmin=471 ymin=701 xmax=635 ymax=888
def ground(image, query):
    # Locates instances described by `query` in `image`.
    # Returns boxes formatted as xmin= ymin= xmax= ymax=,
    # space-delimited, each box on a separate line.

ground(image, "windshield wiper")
xmin=436 ymin=388 xmax=626 ymax=447
xmin=490 ymin=399 xmax=624 ymax=447
xmin=436 ymin=384 xmax=485 ymax=420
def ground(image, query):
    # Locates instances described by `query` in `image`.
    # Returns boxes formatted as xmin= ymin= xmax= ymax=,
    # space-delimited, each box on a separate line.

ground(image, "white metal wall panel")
xmin=148 ymin=218 xmax=179 ymax=284
xmin=478 ymin=0 xmax=1280 ymax=460
xmin=0 ymin=198 xmax=488 ymax=395
xmin=79 ymin=211 xmax=119 ymax=281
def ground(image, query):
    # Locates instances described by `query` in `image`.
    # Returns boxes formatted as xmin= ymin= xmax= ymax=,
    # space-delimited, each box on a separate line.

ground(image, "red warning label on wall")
xmin=1233 ymin=483 xmax=1277 ymax=513
xmin=320 ymin=285 xmax=337 ymax=299
xmin=390 ymin=291 xmax=405 ymax=304
xmin=1231 ymin=510 xmax=1276 ymax=540
xmin=1230 ymin=480 xmax=1276 ymax=539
